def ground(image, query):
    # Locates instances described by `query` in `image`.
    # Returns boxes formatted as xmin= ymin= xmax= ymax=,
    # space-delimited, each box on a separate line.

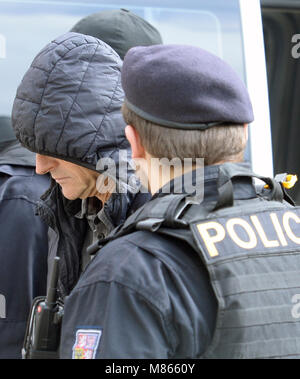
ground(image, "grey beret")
xmin=70 ymin=9 xmax=163 ymax=60
xmin=122 ymin=45 xmax=254 ymax=129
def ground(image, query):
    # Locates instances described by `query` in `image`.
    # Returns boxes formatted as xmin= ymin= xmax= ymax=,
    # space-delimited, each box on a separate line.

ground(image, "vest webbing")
xmin=190 ymin=199 xmax=300 ymax=358
xmin=92 ymin=164 xmax=300 ymax=358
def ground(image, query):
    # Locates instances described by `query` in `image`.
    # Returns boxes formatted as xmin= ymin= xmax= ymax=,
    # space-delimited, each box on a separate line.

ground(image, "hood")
xmin=11 ymin=32 xmax=130 ymax=176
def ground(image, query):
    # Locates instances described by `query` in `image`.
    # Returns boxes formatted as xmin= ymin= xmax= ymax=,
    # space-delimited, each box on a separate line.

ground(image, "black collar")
xmin=153 ymin=162 xmax=257 ymax=203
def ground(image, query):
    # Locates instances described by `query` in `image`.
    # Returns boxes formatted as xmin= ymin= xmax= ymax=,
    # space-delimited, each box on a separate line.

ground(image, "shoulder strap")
xmin=87 ymin=165 xmax=294 ymax=255
xmin=86 ymin=193 xmax=192 ymax=256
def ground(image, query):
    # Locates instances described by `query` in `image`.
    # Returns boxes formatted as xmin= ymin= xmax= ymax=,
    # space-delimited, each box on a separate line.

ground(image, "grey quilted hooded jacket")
xmin=12 ymin=32 xmax=129 ymax=169
xmin=11 ymin=33 xmax=150 ymax=296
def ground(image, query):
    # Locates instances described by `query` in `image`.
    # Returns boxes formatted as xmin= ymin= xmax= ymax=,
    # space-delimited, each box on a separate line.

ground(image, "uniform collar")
xmin=153 ymin=162 xmax=257 ymax=202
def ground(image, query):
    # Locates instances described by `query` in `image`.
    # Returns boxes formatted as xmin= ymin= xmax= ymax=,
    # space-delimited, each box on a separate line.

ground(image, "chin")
xmin=60 ymin=187 xmax=80 ymax=201
xmin=62 ymin=192 xmax=78 ymax=201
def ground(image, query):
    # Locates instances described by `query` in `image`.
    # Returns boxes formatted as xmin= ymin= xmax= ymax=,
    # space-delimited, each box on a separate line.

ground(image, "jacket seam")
xmin=83 ymin=71 xmax=122 ymax=160
xmin=75 ymin=276 xmax=167 ymax=312
xmin=0 ymin=196 xmax=38 ymax=205
xmin=31 ymin=64 xmax=55 ymax=74
xmin=122 ymin=236 xmax=188 ymax=276
xmin=73 ymin=279 xmax=177 ymax=354
xmin=15 ymin=96 xmax=41 ymax=106
xmin=54 ymin=44 xmax=99 ymax=152
xmin=31 ymin=46 xmax=77 ymax=146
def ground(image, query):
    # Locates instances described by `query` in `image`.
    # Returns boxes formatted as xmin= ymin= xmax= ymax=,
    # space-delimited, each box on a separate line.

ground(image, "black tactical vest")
xmin=92 ymin=163 xmax=300 ymax=358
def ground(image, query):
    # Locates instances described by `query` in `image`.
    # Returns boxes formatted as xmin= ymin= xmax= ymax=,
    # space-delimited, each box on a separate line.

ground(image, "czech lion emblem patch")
xmin=72 ymin=329 xmax=102 ymax=359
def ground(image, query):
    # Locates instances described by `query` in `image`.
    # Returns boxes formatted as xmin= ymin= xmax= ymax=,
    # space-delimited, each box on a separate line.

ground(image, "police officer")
xmin=59 ymin=45 xmax=300 ymax=359
xmin=0 ymin=116 xmax=49 ymax=358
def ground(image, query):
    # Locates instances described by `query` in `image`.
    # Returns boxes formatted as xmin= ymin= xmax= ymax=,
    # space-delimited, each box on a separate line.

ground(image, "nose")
xmin=35 ymin=154 xmax=56 ymax=175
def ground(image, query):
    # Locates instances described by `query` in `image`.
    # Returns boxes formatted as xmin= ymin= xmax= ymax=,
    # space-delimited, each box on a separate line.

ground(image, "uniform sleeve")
xmin=60 ymin=280 xmax=175 ymax=359
xmin=0 ymin=197 xmax=48 ymax=358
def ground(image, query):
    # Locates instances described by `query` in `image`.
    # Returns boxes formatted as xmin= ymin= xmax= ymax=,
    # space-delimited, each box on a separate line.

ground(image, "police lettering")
xmin=197 ymin=210 xmax=300 ymax=258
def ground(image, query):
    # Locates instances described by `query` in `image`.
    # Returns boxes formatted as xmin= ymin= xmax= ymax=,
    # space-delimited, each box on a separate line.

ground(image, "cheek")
xmin=59 ymin=177 xmax=79 ymax=192
xmin=67 ymin=171 xmax=86 ymax=187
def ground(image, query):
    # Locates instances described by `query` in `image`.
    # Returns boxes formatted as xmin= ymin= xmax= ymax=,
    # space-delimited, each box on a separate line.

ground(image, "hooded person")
xmin=11 ymin=28 xmax=159 ymax=301
xmin=0 ymin=116 xmax=49 ymax=358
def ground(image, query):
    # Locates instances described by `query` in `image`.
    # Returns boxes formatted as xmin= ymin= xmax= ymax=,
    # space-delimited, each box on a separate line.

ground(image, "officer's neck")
xmin=143 ymin=152 xmax=203 ymax=195
xmin=144 ymin=153 xmax=242 ymax=195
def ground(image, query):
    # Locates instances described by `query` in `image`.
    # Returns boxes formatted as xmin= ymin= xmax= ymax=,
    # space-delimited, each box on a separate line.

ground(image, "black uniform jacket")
xmin=0 ymin=140 xmax=50 ymax=358
xmin=59 ymin=163 xmax=262 ymax=359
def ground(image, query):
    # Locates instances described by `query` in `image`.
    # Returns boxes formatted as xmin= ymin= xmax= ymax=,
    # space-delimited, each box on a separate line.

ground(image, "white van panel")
xmin=240 ymin=0 xmax=274 ymax=177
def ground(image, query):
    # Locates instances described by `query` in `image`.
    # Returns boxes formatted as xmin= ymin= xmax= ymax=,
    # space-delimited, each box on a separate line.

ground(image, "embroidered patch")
xmin=72 ymin=329 xmax=102 ymax=359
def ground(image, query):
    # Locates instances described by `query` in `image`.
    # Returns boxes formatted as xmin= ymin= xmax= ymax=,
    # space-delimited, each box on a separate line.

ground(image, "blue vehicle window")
xmin=0 ymin=0 xmax=244 ymax=117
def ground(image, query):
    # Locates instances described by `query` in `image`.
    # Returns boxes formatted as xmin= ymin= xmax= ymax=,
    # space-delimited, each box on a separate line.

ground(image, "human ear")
xmin=125 ymin=125 xmax=146 ymax=159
